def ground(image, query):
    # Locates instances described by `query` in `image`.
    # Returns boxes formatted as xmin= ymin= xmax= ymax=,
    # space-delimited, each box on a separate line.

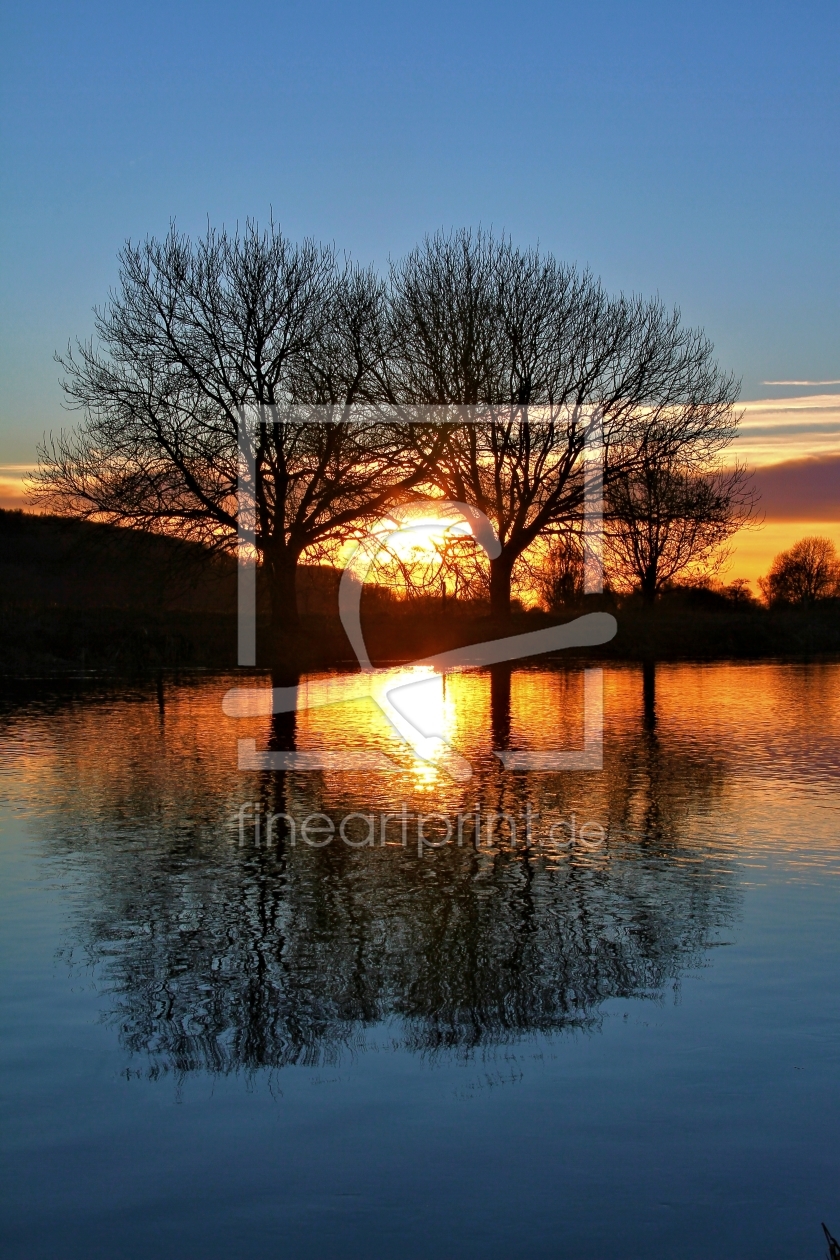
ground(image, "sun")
xmin=313 ymin=505 xmax=477 ymax=595
xmin=374 ymin=512 xmax=473 ymax=562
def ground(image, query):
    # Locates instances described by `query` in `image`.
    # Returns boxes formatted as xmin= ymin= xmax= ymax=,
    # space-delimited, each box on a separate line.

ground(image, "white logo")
xmin=223 ymin=408 xmax=615 ymax=778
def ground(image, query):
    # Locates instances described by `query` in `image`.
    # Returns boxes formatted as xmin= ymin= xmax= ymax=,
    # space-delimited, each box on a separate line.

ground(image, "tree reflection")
xmin=490 ymin=662 xmax=513 ymax=749
xmin=642 ymin=658 xmax=657 ymax=730
xmin=43 ymin=674 xmax=739 ymax=1077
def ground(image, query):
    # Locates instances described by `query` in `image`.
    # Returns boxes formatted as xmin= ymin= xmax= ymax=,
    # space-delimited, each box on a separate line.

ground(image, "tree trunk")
xmin=489 ymin=553 xmax=515 ymax=620
xmin=264 ymin=544 xmax=302 ymax=674
xmin=640 ymin=563 xmax=658 ymax=604
xmin=642 ymin=658 xmax=656 ymax=730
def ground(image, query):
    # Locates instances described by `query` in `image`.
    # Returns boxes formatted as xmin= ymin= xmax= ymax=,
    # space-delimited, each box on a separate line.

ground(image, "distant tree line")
xmin=31 ymin=222 xmax=757 ymax=657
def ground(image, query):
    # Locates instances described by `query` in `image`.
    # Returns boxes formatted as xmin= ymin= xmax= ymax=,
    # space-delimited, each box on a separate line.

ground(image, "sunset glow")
xmin=9 ymin=393 xmax=838 ymax=590
xmin=3 ymin=5 xmax=839 ymax=1253
xmin=372 ymin=512 xmax=473 ymax=561
xmin=733 ymin=394 xmax=840 ymax=465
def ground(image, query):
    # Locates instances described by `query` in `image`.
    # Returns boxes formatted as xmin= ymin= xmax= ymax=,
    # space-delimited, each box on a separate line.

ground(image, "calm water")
xmin=1 ymin=661 xmax=838 ymax=1259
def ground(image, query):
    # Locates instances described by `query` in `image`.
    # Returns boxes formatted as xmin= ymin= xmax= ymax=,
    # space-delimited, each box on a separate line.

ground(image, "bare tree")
xmin=387 ymin=229 xmax=742 ymax=616
xmin=603 ymin=459 xmax=758 ymax=600
xmin=759 ymin=536 xmax=840 ymax=607
xmin=30 ymin=222 xmax=434 ymax=656
xmin=31 ymin=221 xmax=745 ymax=643
xmin=531 ymin=533 xmax=586 ymax=611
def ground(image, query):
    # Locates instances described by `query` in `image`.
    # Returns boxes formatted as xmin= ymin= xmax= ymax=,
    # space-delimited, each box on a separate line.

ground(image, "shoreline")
xmin=2 ymin=602 xmax=839 ymax=681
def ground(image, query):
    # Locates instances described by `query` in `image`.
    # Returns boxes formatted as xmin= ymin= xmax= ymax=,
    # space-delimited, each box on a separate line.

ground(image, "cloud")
xmin=750 ymin=453 xmax=840 ymax=521
xmin=762 ymin=380 xmax=840 ymax=387
xmin=0 ymin=465 xmax=33 ymax=511
xmin=734 ymin=394 xmax=840 ymax=465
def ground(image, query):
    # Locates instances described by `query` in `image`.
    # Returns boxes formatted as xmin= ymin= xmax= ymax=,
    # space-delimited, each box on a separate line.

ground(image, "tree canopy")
xmin=31 ymin=222 xmax=747 ymax=651
xmin=759 ymin=537 xmax=840 ymax=606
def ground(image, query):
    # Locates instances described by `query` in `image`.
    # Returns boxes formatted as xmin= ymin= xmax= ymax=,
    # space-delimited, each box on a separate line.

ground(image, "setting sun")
xmin=372 ymin=511 xmax=473 ymax=559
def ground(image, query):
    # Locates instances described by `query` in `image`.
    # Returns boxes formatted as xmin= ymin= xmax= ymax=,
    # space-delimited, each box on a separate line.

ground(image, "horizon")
xmin=3 ymin=384 xmax=837 ymax=587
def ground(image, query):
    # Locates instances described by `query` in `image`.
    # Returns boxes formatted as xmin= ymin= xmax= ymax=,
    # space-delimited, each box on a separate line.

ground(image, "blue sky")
xmin=1 ymin=0 xmax=838 ymax=466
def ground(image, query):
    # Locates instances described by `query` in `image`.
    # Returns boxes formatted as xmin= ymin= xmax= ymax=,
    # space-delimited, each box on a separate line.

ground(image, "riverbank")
xmin=3 ymin=598 xmax=839 ymax=677
xmin=2 ymin=508 xmax=838 ymax=676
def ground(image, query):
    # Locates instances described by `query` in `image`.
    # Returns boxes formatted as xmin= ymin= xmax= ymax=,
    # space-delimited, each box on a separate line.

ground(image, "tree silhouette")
xmin=30 ymin=222 xmax=438 ymax=658
xmin=605 ymin=458 xmax=758 ymax=600
xmin=36 ymin=680 xmax=740 ymax=1077
xmin=387 ymin=230 xmax=741 ymax=615
xmin=760 ymin=536 xmax=840 ymax=607
xmin=31 ymin=222 xmax=743 ymax=634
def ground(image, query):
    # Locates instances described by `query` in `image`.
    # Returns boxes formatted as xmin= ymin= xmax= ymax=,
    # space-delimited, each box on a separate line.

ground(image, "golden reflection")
xmin=6 ymin=661 xmax=837 ymax=1077
xmin=2 ymin=663 xmax=838 ymax=860
xmin=291 ymin=665 xmax=463 ymax=789
xmin=379 ymin=669 xmax=460 ymax=786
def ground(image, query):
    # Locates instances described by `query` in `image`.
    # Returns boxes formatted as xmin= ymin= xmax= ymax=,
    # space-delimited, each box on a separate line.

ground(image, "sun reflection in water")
xmin=380 ymin=669 xmax=460 ymax=788
xmin=292 ymin=665 xmax=463 ymax=789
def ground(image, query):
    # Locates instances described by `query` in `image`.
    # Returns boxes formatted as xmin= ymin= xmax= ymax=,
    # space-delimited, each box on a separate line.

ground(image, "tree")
xmin=531 ymin=533 xmax=586 ymax=611
xmin=759 ymin=536 xmax=840 ymax=606
xmin=387 ymin=229 xmax=742 ymax=616
xmin=30 ymin=222 xmax=435 ymax=657
xmin=32 ymin=221 xmax=745 ymax=641
xmin=604 ymin=458 xmax=758 ymax=600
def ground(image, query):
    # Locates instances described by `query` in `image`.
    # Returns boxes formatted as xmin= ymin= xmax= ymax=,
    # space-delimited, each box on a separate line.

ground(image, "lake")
xmin=1 ymin=661 xmax=838 ymax=1258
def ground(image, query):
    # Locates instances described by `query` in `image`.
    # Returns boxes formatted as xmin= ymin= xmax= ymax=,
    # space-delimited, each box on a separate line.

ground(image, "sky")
xmin=1 ymin=0 xmax=838 ymax=579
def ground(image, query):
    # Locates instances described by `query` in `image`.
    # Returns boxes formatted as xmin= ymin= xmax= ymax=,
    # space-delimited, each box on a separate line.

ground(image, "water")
xmin=1 ymin=661 xmax=838 ymax=1258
